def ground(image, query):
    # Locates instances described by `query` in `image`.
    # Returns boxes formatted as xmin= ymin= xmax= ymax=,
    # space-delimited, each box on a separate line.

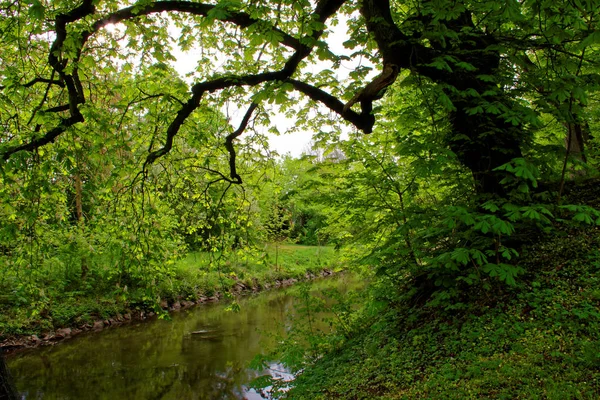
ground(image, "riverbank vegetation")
xmin=2 ymin=0 xmax=600 ymax=398
xmin=0 ymin=242 xmax=339 ymax=338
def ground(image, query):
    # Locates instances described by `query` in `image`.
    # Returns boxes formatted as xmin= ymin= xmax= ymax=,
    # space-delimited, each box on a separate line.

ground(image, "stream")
xmin=6 ymin=274 xmax=360 ymax=399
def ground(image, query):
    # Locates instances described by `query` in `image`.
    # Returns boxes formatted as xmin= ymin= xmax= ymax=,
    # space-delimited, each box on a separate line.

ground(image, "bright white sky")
xmin=169 ymin=15 xmax=370 ymax=158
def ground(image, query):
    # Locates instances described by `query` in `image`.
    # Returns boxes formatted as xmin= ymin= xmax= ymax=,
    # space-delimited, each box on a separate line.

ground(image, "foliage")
xmin=249 ymin=275 xmax=365 ymax=398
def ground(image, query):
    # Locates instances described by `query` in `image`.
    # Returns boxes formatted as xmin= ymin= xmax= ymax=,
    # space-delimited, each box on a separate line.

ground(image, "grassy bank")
xmin=285 ymin=192 xmax=600 ymax=399
xmin=159 ymin=244 xmax=341 ymax=303
xmin=0 ymin=244 xmax=341 ymax=340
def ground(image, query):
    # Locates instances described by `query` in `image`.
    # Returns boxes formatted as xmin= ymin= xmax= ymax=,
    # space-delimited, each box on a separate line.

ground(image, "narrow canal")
xmin=7 ymin=274 xmax=360 ymax=399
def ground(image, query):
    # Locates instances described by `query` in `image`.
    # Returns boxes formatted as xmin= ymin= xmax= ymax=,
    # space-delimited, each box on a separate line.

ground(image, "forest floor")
xmin=287 ymin=180 xmax=600 ymax=399
xmin=0 ymin=244 xmax=343 ymax=351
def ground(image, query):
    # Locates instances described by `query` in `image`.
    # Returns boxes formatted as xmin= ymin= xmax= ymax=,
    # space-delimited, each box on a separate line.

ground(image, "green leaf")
xmin=481 ymin=201 xmax=500 ymax=213
xmin=427 ymin=58 xmax=453 ymax=72
xmin=573 ymin=213 xmax=594 ymax=224
xmin=455 ymin=61 xmax=477 ymax=71
xmin=521 ymin=207 xmax=541 ymax=221
xmin=451 ymin=248 xmax=470 ymax=265
xmin=474 ymin=220 xmax=491 ymax=234
xmin=28 ymin=0 xmax=45 ymax=19
xmin=470 ymin=249 xmax=488 ymax=265
xmin=580 ymin=31 xmax=600 ymax=48
xmin=438 ymin=93 xmax=456 ymax=111
xmin=466 ymin=105 xmax=484 ymax=115
xmin=477 ymin=74 xmax=496 ymax=82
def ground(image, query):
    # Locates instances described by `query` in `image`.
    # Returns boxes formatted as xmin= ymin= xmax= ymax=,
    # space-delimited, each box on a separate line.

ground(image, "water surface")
xmin=7 ymin=274 xmax=359 ymax=399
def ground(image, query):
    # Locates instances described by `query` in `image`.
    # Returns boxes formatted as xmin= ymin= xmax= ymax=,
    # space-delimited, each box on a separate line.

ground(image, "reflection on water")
xmin=7 ymin=274 xmax=359 ymax=399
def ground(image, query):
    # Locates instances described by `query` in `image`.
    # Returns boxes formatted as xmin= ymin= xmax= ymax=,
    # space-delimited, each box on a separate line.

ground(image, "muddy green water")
xmin=7 ymin=274 xmax=359 ymax=399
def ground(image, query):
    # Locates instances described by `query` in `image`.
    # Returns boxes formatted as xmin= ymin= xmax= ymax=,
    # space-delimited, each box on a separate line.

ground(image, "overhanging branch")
xmin=81 ymin=1 xmax=302 ymax=51
xmin=2 ymin=0 xmax=348 ymax=167
xmin=140 ymin=0 xmax=347 ymax=169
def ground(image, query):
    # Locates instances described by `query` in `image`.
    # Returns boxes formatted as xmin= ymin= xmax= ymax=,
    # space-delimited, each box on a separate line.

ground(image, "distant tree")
xmin=263 ymin=202 xmax=292 ymax=271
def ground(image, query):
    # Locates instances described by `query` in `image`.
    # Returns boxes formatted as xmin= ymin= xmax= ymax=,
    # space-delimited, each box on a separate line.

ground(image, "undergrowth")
xmin=279 ymin=181 xmax=600 ymax=399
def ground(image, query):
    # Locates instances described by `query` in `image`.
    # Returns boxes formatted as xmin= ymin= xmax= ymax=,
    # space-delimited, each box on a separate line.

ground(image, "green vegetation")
xmin=243 ymin=182 xmax=600 ymax=399
xmin=162 ymin=244 xmax=340 ymax=302
xmin=2 ymin=0 xmax=600 ymax=398
xmin=284 ymin=214 xmax=600 ymax=399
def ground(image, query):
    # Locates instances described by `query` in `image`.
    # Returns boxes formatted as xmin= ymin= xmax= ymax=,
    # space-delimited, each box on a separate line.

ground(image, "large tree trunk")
xmin=0 ymin=349 xmax=17 ymax=400
xmin=424 ymin=13 xmax=524 ymax=196
xmin=448 ymin=100 xmax=523 ymax=195
xmin=361 ymin=1 xmax=527 ymax=196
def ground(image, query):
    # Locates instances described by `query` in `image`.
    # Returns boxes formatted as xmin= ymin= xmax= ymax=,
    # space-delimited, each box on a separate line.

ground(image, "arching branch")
xmin=81 ymin=1 xmax=302 ymax=51
xmin=1 ymin=0 xmax=347 ymax=166
xmin=142 ymin=68 xmax=298 ymax=170
xmin=139 ymin=0 xmax=346 ymax=168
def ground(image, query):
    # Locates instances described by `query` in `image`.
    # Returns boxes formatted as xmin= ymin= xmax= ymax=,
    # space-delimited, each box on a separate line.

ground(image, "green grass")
xmin=160 ymin=244 xmax=340 ymax=300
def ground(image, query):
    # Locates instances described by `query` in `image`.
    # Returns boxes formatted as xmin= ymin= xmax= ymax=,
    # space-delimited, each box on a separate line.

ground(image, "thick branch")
xmin=288 ymin=79 xmax=375 ymax=133
xmin=22 ymin=77 xmax=65 ymax=88
xmin=225 ymin=102 xmax=259 ymax=184
xmin=143 ymin=0 xmax=346 ymax=167
xmin=4 ymin=0 xmax=347 ymax=165
xmin=44 ymin=104 xmax=73 ymax=113
xmin=1 ymin=114 xmax=84 ymax=160
xmin=144 ymin=90 xmax=204 ymax=167
xmin=142 ymin=70 xmax=279 ymax=169
xmin=361 ymin=0 xmax=410 ymax=65
xmin=49 ymin=0 xmax=96 ymax=75
xmin=38 ymin=0 xmax=95 ymax=152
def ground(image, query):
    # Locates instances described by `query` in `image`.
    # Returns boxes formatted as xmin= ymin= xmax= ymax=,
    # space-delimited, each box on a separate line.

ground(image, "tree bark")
xmin=448 ymin=100 xmax=523 ymax=195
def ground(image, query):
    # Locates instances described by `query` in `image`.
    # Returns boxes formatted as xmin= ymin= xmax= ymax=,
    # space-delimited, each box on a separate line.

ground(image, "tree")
xmin=2 ymin=0 xmax=598 ymax=197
